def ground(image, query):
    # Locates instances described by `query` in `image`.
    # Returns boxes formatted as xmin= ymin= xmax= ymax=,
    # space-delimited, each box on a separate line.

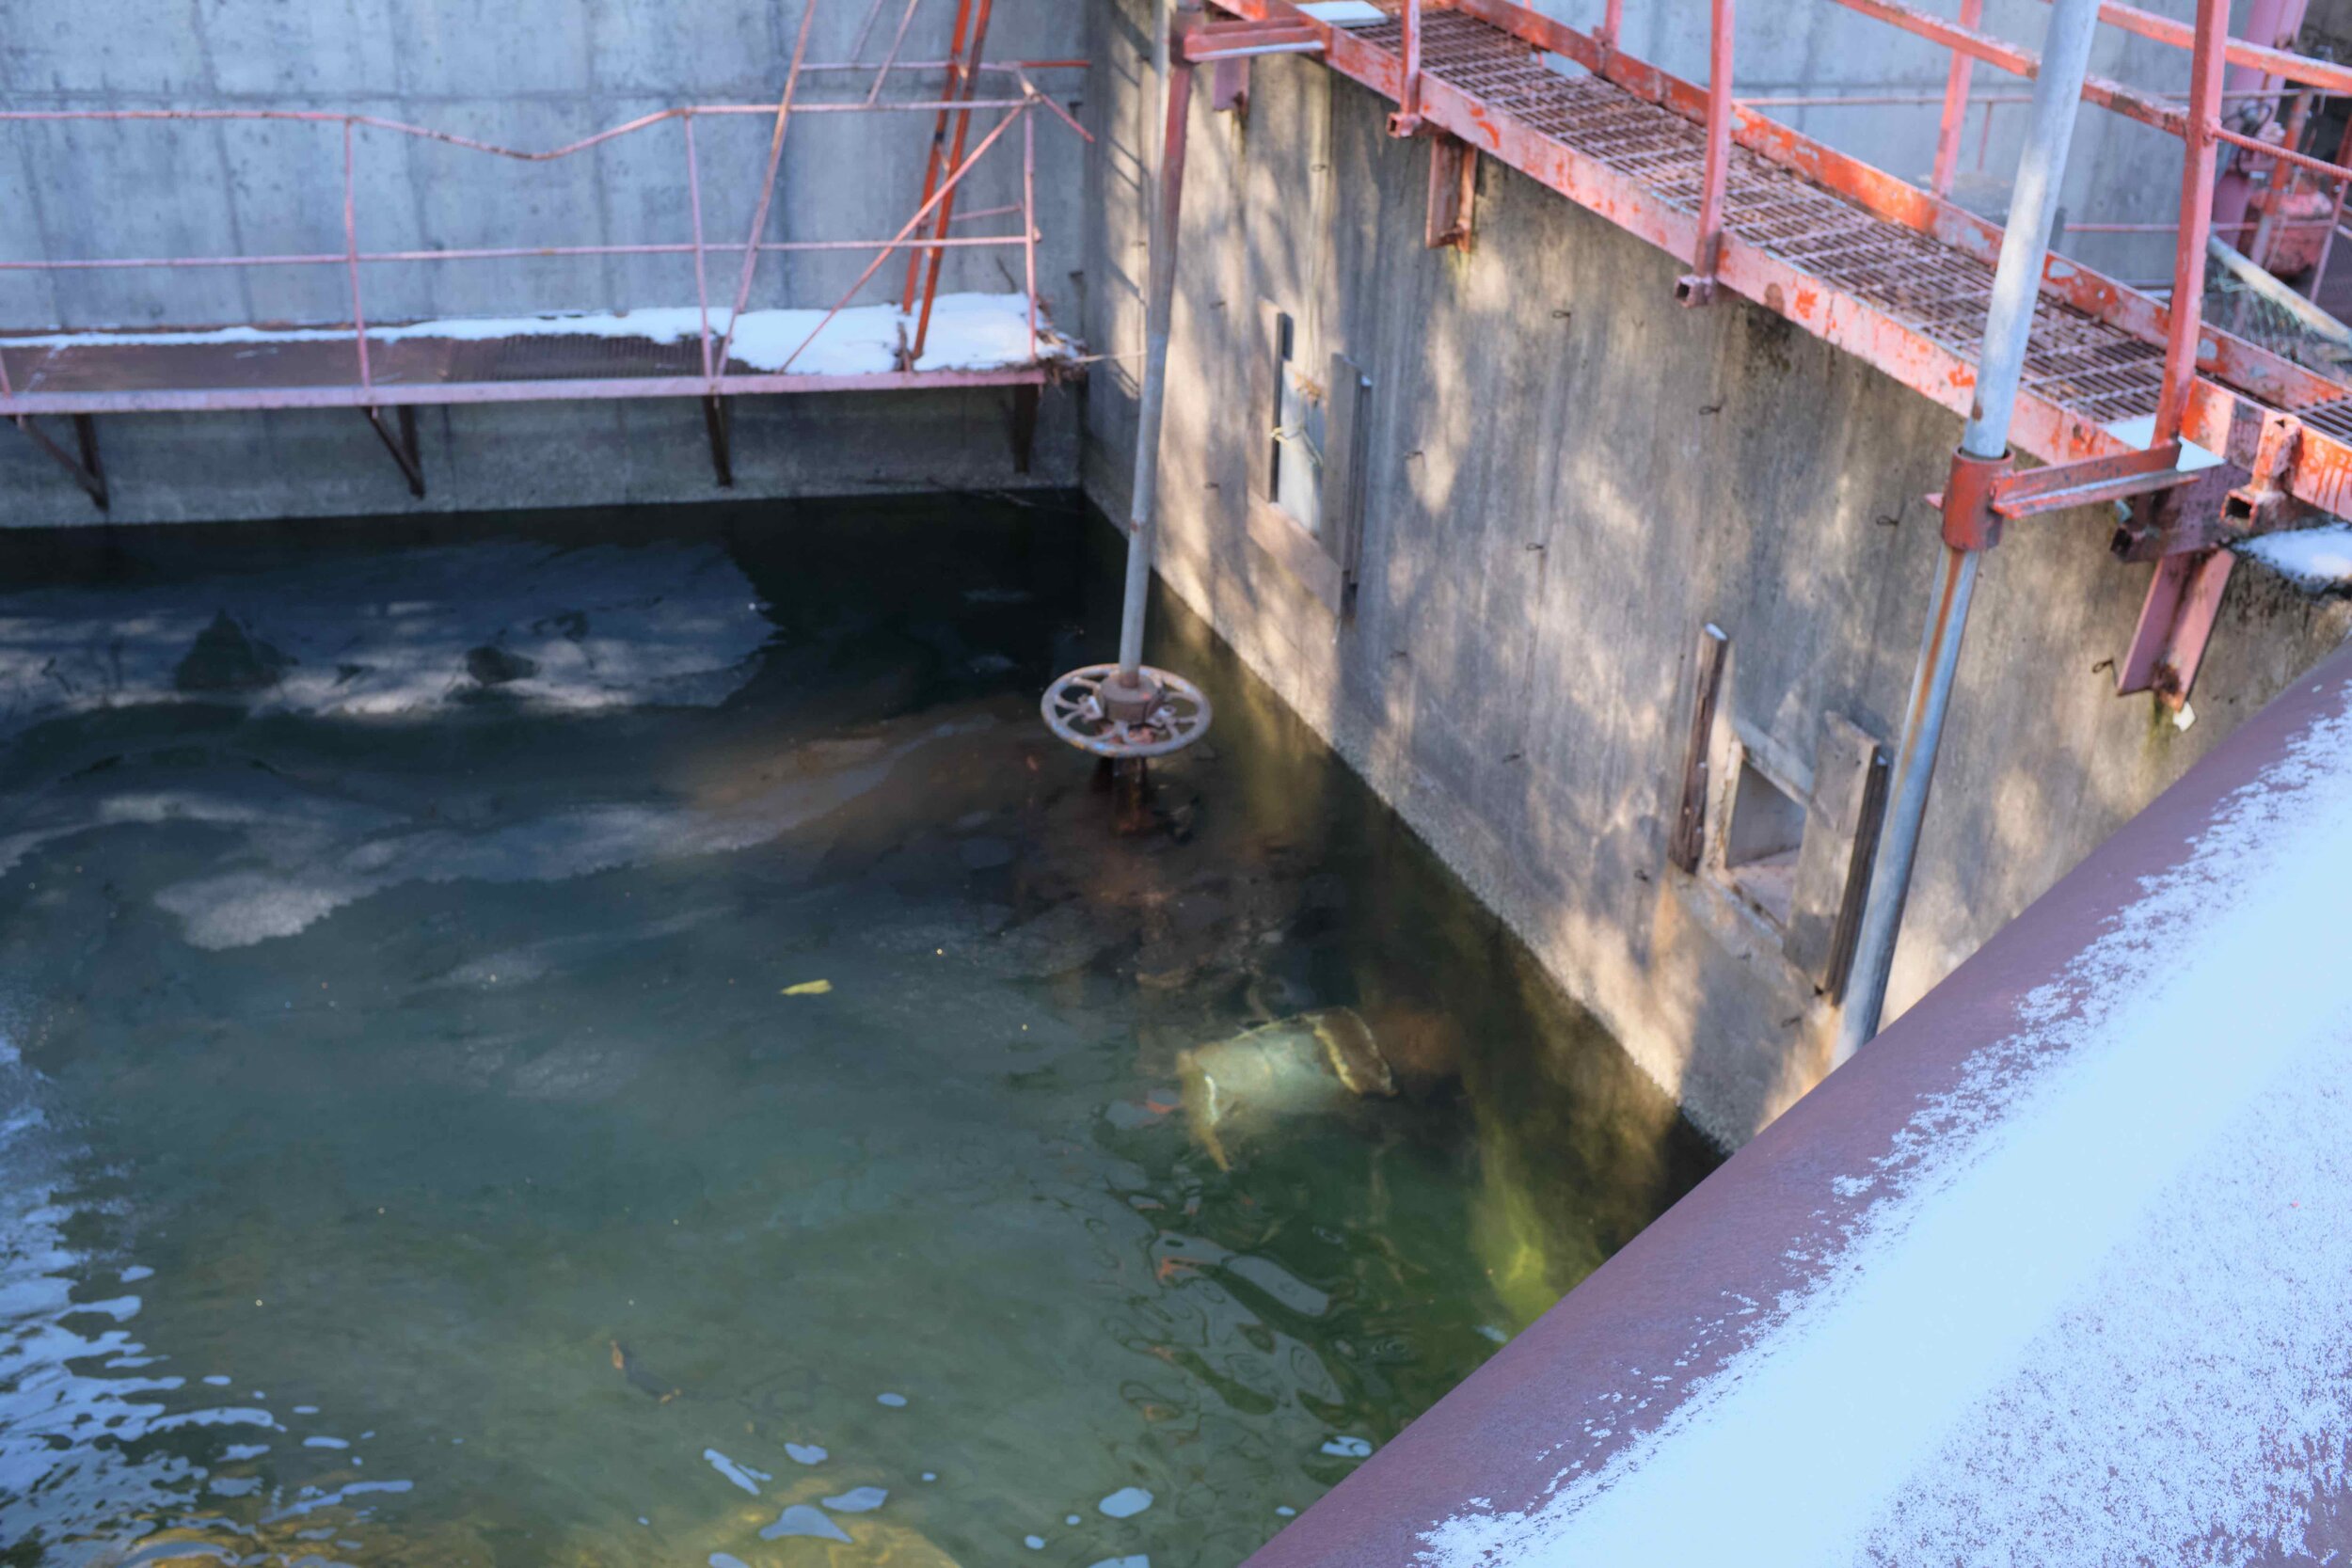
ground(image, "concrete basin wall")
xmin=1079 ymin=3 xmax=2352 ymax=1144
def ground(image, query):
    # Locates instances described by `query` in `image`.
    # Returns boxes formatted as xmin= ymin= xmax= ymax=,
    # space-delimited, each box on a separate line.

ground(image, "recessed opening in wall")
xmin=1724 ymin=754 xmax=1806 ymax=927
xmin=1271 ymin=312 xmax=1326 ymax=534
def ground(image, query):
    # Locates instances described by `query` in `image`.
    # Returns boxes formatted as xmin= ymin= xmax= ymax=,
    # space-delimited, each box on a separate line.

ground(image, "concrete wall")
xmin=1081 ymin=2 xmax=2352 ymax=1145
xmin=0 ymin=0 xmax=1089 ymax=523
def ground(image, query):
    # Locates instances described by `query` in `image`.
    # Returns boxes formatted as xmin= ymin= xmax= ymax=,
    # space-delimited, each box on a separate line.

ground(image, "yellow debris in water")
xmin=781 ymin=979 xmax=834 ymax=996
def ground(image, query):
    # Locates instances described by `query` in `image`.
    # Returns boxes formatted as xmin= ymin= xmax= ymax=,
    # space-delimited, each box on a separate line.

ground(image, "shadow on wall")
xmin=1086 ymin=20 xmax=2352 ymax=1145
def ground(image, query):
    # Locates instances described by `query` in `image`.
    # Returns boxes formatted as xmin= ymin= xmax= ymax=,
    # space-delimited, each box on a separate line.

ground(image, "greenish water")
xmin=0 ymin=496 xmax=1717 ymax=1568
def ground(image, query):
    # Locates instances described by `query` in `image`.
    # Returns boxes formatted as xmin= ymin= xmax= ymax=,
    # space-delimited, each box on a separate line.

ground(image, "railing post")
xmin=1598 ymin=0 xmax=1624 ymax=64
xmin=685 ymin=111 xmax=714 ymax=384
xmin=1834 ymin=0 xmax=2105 ymax=1065
xmin=716 ymin=0 xmax=821 ymax=376
xmin=1931 ymin=0 xmax=1984 ymax=198
xmin=1023 ymin=101 xmax=1039 ymax=363
xmin=1389 ymin=0 xmax=1425 ymax=136
xmin=1677 ymin=0 xmax=1733 ymax=305
xmin=1115 ymin=1 xmax=1200 ymax=684
xmin=342 ymin=117 xmax=373 ymax=396
xmin=2154 ymin=0 xmax=2231 ymax=447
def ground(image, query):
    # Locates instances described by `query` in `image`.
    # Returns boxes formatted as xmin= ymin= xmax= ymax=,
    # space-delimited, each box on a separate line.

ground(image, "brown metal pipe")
xmin=911 ymin=0 xmax=998 ymax=361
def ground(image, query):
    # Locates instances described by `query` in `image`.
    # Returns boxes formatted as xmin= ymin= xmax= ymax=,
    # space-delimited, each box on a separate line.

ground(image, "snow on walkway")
xmin=2 ymin=292 xmax=1075 ymax=377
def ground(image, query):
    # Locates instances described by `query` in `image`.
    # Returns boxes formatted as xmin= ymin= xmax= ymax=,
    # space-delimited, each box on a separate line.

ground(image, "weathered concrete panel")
xmin=0 ymin=384 xmax=1079 ymax=526
xmin=1082 ymin=11 xmax=2352 ymax=1145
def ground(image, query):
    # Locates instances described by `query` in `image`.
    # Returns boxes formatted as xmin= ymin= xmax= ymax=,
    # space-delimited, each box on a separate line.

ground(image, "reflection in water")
xmin=0 ymin=498 xmax=1717 ymax=1566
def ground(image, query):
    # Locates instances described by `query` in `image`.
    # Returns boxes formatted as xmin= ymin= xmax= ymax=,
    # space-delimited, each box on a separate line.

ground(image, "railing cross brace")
xmin=359 ymin=404 xmax=424 ymax=499
xmin=10 ymin=413 xmax=107 ymax=511
xmin=702 ymin=394 xmax=736 ymax=488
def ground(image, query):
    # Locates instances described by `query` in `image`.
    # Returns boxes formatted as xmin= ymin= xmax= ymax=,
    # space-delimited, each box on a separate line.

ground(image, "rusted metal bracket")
xmin=1925 ymin=438 xmax=2251 ymax=709
xmin=1932 ymin=442 xmax=2211 ymax=552
xmin=702 ymin=394 xmax=735 ymax=488
xmin=359 ymin=404 xmax=424 ymax=499
xmin=2221 ymin=408 xmax=2302 ymax=532
xmin=2108 ymin=457 xmax=2247 ymax=562
xmin=1211 ymin=56 xmax=1251 ymax=114
xmin=9 ymin=413 xmax=107 ymax=511
xmin=1675 ymin=0 xmax=1736 ymax=308
xmin=2117 ymin=547 xmax=2234 ymax=707
xmin=1425 ymin=134 xmax=1479 ymax=252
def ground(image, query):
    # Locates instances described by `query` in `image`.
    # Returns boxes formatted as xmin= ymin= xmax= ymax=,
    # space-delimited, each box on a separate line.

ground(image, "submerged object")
xmin=1178 ymin=1007 xmax=1397 ymax=1168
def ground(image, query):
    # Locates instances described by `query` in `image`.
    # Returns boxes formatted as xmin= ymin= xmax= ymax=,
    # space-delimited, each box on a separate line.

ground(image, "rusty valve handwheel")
xmin=1041 ymin=664 xmax=1213 ymax=759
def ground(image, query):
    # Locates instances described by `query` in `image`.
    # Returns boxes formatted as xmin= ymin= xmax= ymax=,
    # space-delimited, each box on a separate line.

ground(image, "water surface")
xmin=0 ymin=496 xmax=1717 ymax=1567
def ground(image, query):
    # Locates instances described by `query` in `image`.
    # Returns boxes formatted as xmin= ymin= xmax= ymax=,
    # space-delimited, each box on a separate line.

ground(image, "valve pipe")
xmin=1117 ymin=1 xmax=1200 ymax=680
xmin=1835 ymin=0 xmax=2105 ymax=1065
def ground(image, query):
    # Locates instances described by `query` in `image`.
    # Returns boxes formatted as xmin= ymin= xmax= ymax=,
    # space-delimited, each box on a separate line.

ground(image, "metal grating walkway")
xmin=1357 ymin=9 xmax=2180 ymax=427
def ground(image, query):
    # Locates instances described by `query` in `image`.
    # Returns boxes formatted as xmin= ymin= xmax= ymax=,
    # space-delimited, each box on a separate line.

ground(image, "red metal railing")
xmin=0 ymin=1 xmax=1089 ymax=419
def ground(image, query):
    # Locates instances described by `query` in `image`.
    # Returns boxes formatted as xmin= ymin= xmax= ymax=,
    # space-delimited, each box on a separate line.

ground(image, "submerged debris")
xmin=174 ymin=611 xmax=294 ymax=694
xmin=1178 ymin=1007 xmax=1398 ymax=1169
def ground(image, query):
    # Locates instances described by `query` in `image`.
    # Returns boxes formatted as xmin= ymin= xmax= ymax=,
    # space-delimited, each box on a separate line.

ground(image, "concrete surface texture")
xmin=1238 ymin=643 xmax=2352 ymax=1568
xmin=1080 ymin=3 xmax=2352 ymax=1145
xmin=0 ymin=0 xmax=1089 ymax=523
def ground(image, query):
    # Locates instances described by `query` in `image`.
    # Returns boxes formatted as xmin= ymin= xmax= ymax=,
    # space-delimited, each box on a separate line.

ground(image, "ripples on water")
xmin=0 ymin=497 xmax=1718 ymax=1567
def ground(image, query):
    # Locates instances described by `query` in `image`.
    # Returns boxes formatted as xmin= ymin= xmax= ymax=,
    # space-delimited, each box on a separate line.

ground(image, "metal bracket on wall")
xmin=1931 ymin=438 xmax=2265 ymax=710
xmin=9 ymin=413 xmax=107 ymax=511
xmin=702 ymin=395 xmax=735 ymax=488
xmin=2117 ymin=548 xmax=2235 ymax=708
xmin=1425 ymin=134 xmax=1479 ymax=252
xmin=359 ymin=405 xmax=424 ymax=499
xmin=1211 ymin=56 xmax=1251 ymax=114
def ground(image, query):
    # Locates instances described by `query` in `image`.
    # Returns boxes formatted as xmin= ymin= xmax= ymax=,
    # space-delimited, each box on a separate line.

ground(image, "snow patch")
xmin=4 ymin=293 xmax=1074 ymax=378
xmin=2243 ymin=524 xmax=2352 ymax=591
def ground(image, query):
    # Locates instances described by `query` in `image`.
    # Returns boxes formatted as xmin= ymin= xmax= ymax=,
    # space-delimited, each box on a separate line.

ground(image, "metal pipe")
xmin=913 ymin=0 xmax=998 ymax=359
xmin=902 ymin=0 xmax=980 ymax=304
xmin=1117 ymin=8 xmax=1200 ymax=680
xmin=2031 ymin=0 xmax=2350 ymax=96
xmin=1931 ymin=0 xmax=1984 ymax=197
xmin=1023 ymin=102 xmax=1040 ymax=363
xmin=1399 ymin=0 xmax=1424 ymax=130
xmin=715 ymin=0 xmax=821 ymax=374
xmin=0 ymin=234 xmax=1034 ymax=271
xmin=1692 ymin=0 xmax=1734 ymax=282
xmin=867 ymin=0 xmax=928 ymax=104
xmin=685 ymin=112 xmax=714 ymax=382
xmin=2155 ymin=0 xmax=2232 ymax=447
xmin=0 ymin=367 xmax=1055 ymax=419
xmin=770 ymin=103 xmax=1029 ymax=374
xmin=1835 ymin=0 xmax=2105 ymax=1065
